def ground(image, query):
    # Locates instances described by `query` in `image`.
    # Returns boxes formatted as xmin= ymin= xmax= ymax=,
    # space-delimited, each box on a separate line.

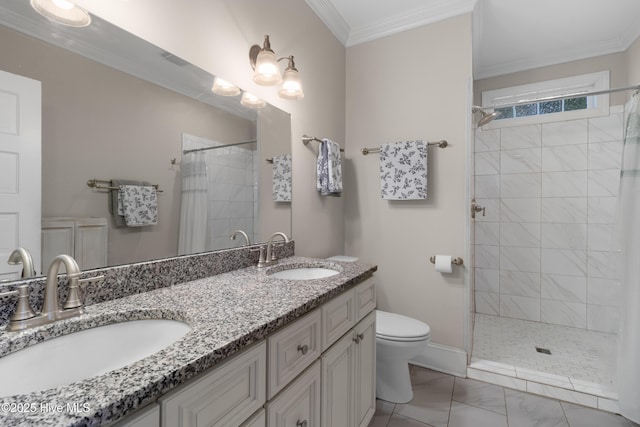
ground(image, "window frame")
xmin=480 ymin=71 xmax=610 ymax=129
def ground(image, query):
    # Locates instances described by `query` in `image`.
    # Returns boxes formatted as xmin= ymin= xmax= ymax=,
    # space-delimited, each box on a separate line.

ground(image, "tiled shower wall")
xmin=474 ymin=105 xmax=624 ymax=334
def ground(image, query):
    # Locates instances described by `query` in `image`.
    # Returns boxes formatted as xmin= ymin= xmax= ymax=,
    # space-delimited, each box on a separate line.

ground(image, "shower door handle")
xmin=471 ymin=199 xmax=485 ymax=219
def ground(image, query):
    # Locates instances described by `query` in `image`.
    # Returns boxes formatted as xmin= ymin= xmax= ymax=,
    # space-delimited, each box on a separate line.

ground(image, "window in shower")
xmin=481 ymin=70 xmax=610 ymax=128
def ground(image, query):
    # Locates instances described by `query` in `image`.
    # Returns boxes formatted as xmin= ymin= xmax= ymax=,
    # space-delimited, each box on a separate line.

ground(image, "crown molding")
xmin=304 ymin=0 xmax=350 ymax=45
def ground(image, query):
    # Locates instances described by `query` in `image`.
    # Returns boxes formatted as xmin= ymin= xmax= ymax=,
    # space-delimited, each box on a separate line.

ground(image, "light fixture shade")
xmin=211 ymin=77 xmax=241 ymax=97
xmin=30 ymin=0 xmax=91 ymax=27
xmin=240 ymin=91 xmax=266 ymax=109
xmin=279 ymin=68 xmax=304 ymax=100
xmin=253 ymin=49 xmax=282 ymax=86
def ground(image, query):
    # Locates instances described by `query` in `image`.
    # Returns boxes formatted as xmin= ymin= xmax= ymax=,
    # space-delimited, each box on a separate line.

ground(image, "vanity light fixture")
xmin=240 ymin=91 xmax=266 ymax=109
xmin=249 ymin=35 xmax=304 ymax=100
xmin=30 ymin=0 xmax=91 ymax=27
xmin=211 ymin=77 xmax=241 ymax=97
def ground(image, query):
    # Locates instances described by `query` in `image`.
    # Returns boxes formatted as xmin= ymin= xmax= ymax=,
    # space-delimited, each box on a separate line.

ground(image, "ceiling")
xmin=305 ymin=0 xmax=640 ymax=80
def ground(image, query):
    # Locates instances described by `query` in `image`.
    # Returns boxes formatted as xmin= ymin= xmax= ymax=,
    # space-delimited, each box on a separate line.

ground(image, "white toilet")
xmin=326 ymin=256 xmax=431 ymax=404
xmin=375 ymin=310 xmax=431 ymax=403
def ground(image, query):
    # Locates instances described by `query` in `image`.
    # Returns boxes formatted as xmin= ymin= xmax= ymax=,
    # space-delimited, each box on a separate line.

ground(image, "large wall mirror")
xmin=0 ymin=2 xmax=292 ymax=282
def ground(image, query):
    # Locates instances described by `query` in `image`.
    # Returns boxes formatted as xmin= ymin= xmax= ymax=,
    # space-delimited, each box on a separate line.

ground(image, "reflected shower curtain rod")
xmin=487 ymin=83 xmax=640 ymax=109
xmin=183 ymin=139 xmax=257 ymax=154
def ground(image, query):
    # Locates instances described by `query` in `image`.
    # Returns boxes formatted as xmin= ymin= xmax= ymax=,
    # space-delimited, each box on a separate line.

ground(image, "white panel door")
xmin=0 ymin=70 xmax=41 ymax=280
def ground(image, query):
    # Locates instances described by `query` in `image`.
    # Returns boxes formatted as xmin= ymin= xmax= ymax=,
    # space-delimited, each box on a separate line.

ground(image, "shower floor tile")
xmin=472 ymin=314 xmax=617 ymax=393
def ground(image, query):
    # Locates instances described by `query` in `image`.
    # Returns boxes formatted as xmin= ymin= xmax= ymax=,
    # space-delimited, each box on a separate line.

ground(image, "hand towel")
xmin=118 ymin=185 xmax=158 ymax=226
xmin=380 ymin=140 xmax=427 ymax=200
xmin=316 ymin=138 xmax=343 ymax=197
xmin=272 ymin=154 xmax=292 ymax=202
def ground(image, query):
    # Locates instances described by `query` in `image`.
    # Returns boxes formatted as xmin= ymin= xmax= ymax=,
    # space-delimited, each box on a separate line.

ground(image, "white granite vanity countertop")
xmin=0 ymin=256 xmax=376 ymax=427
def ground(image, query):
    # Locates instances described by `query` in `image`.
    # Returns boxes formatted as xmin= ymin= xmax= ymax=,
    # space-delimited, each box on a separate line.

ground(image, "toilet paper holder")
xmin=429 ymin=256 xmax=464 ymax=266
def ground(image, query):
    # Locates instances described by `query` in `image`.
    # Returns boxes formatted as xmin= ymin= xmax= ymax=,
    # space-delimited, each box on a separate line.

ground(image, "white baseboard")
xmin=410 ymin=342 xmax=467 ymax=377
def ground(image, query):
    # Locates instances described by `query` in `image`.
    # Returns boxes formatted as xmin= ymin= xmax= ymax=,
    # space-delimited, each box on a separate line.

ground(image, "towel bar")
xmin=87 ymin=178 xmax=163 ymax=192
xmin=302 ymin=135 xmax=345 ymax=152
xmin=361 ymin=140 xmax=447 ymax=155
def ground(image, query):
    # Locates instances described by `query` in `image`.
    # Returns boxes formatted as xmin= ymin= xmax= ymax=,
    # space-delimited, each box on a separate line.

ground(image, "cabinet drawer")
xmin=112 ymin=403 xmax=159 ymax=427
xmin=321 ymin=288 xmax=356 ymax=351
xmin=241 ymin=409 xmax=265 ymax=427
xmin=160 ymin=341 xmax=266 ymax=427
xmin=267 ymin=361 xmax=321 ymax=427
xmin=268 ymin=310 xmax=321 ymax=399
xmin=354 ymin=277 xmax=376 ymax=322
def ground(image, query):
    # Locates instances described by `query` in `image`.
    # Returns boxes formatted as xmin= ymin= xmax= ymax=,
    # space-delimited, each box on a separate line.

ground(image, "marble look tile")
xmin=501 ymin=125 xmax=542 ymax=150
xmin=587 ymin=278 xmax=621 ymax=306
xmin=475 ymin=151 xmax=501 ymax=175
xmin=500 ymin=198 xmax=541 ymax=223
xmin=476 ymin=175 xmax=500 ymax=198
xmin=448 ymin=401 xmax=508 ymax=427
xmin=501 ymin=246 xmax=541 ymax=273
xmin=386 ymin=414 xmax=432 ymax=426
xmin=500 ymin=295 xmax=540 ymax=321
xmin=542 ymin=171 xmax=588 ymax=197
xmin=542 ymin=119 xmax=588 ymax=146
xmin=570 ymin=378 xmax=618 ymax=400
xmin=541 ymin=299 xmax=587 ymax=328
xmin=500 ymin=222 xmax=541 ymax=248
xmin=587 ymin=304 xmax=620 ymax=334
xmin=587 ymin=197 xmax=617 ymax=224
xmin=542 ymin=144 xmax=588 ymax=172
xmin=541 ymin=249 xmax=587 ymax=277
xmin=475 ymin=268 xmax=500 ymax=293
xmin=588 ymin=112 xmax=624 ymax=143
xmin=541 ymin=274 xmax=587 ymax=303
xmin=587 ymin=251 xmax=622 ymax=280
xmin=475 ymin=128 xmax=501 ymax=152
xmin=505 ymin=388 xmax=570 ymax=427
xmin=468 ymin=359 xmax=517 ymax=377
xmin=597 ymin=397 xmax=621 ymax=414
xmin=467 ymin=368 xmax=527 ymax=391
xmin=588 ymin=169 xmax=620 ymax=197
xmin=515 ymin=367 xmax=573 ymax=390
xmin=541 ymin=223 xmax=587 ymax=250
xmin=476 ymin=291 xmax=500 ymax=315
xmin=588 ymin=141 xmax=623 ymax=170
xmin=562 ymin=401 xmax=630 ymax=426
xmin=541 ymin=197 xmax=587 ymax=223
xmin=501 ymin=148 xmax=542 ymax=174
xmin=501 ymin=173 xmax=541 ymax=198
xmin=475 ymin=244 xmax=500 ymax=269
xmin=500 ymin=270 xmax=540 ymax=298
xmin=474 ymin=198 xmax=500 ymax=222
xmin=588 ymin=223 xmax=616 ymax=251
xmin=369 ymin=399 xmax=395 ymax=427
xmin=394 ymin=368 xmax=454 ymax=427
xmin=452 ymin=377 xmax=507 ymax=415
xmin=475 ymin=222 xmax=500 ymax=245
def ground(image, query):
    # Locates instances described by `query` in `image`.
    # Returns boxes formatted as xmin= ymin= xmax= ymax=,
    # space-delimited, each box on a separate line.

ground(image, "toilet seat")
xmin=376 ymin=310 xmax=430 ymax=342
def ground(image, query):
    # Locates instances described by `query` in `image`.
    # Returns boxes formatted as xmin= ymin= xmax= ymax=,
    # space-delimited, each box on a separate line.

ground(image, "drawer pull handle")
xmin=357 ymin=333 xmax=365 ymax=341
xmin=296 ymin=421 xmax=308 ymax=427
xmin=353 ymin=333 xmax=365 ymax=344
xmin=297 ymin=344 xmax=309 ymax=355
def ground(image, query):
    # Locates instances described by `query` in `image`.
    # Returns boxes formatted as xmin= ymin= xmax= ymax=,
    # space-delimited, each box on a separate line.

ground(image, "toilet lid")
xmin=376 ymin=310 xmax=430 ymax=341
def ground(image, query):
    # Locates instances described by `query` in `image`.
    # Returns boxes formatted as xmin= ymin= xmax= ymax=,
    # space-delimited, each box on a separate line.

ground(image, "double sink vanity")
xmin=0 ymin=242 xmax=377 ymax=427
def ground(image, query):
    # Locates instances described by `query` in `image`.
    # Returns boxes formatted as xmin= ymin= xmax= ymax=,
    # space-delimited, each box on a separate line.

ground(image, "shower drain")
xmin=535 ymin=347 xmax=552 ymax=355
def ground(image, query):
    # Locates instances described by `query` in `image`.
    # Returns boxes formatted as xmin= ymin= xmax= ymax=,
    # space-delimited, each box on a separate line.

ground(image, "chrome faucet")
xmin=257 ymin=232 xmax=290 ymax=268
xmin=229 ymin=230 xmax=251 ymax=246
xmin=0 ymin=254 xmax=103 ymax=331
xmin=7 ymin=248 xmax=36 ymax=278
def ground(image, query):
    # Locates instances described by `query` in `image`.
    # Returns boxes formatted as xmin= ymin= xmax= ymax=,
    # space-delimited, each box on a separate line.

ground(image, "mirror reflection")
xmin=0 ymin=3 xmax=292 ymax=282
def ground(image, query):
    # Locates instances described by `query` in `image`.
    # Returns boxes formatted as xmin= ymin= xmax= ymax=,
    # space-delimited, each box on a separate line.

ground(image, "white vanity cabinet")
xmin=321 ymin=278 xmax=376 ymax=427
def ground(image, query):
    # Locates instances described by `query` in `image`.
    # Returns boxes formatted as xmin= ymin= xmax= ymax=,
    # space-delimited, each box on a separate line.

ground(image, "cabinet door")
xmin=321 ymin=288 xmax=356 ymax=351
xmin=112 ymin=403 xmax=159 ymax=427
xmin=354 ymin=311 xmax=376 ymax=427
xmin=354 ymin=277 xmax=376 ymax=322
xmin=321 ymin=330 xmax=356 ymax=427
xmin=160 ymin=341 xmax=266 ymax=427
xmin=241 ymin=409 xmax=265 ymax=427
xmin=267 ymin=361 xmax=321 ymax=427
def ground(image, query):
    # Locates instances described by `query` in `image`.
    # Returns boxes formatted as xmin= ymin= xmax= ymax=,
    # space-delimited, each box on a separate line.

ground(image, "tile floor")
xmin=368 ymin=366 xmax=638 ymax=427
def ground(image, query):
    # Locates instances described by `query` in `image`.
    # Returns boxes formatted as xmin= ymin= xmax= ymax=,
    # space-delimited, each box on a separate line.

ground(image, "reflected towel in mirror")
xmin=273 ymin=154 xmax=292 ymax=202
xmin=117 ymin=185 xmax=158 ymax=227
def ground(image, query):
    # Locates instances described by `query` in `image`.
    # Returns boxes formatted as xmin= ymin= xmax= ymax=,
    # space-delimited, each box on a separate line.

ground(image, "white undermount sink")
xmin=268 ymin=267 xmax=340 ymax=280
xmin=0 ymin=319 xmax=190 ymax=397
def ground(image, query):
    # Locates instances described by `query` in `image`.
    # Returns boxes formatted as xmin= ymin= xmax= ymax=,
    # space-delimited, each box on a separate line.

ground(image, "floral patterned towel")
xmin=118 ymin=185 xmax=158 ymax=226
xmin=273 ymin=154 xmax=292 ymax=202
xmin=316 ymin=138 xmax=343 ymax=197
xmin=380 ymin=140 xmax=427 ymax=200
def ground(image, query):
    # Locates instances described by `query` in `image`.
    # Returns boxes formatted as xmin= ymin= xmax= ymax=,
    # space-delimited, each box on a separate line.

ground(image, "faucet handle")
xmin=64 ymin=275 xmax=104 ymax=310
xmin=0 ymin=285 xmax=36 ymax=322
